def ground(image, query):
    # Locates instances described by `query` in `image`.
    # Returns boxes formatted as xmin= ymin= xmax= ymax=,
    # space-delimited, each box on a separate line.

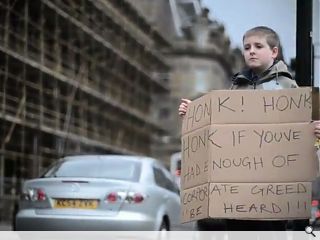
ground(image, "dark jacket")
xmin=230 ymin=60 xmax=298 ymax=90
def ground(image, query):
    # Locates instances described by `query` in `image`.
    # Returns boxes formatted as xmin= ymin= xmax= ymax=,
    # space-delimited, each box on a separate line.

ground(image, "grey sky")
xmin=202 ymin=0 xmax=297 ymax=63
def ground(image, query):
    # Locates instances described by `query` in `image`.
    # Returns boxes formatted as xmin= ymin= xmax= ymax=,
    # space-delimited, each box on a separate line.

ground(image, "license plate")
xmin=54 ymin=199 xmax=99 ymax=209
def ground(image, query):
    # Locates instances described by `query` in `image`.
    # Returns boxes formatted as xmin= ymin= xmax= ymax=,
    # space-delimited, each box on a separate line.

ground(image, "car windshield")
xmin=42 ymin=157 xmax=141 ymax=182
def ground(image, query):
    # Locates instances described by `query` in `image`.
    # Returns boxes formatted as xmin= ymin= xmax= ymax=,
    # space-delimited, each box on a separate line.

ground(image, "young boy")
xmin=179 ymin=26 xmax=319 ymax=230
xmin=179 ymin=26 xmax=298 ymax=115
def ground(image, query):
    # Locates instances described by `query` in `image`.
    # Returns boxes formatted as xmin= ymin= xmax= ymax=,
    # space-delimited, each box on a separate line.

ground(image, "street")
xmin=0 ymin=222 xmax=196 ymax=231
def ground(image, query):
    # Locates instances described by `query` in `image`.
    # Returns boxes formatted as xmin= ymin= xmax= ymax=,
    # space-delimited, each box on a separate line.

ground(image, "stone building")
xmin=0 ymin=0 xmax=171 ymax=224
xmin=130 ymin=0 xmax=244 ymax=158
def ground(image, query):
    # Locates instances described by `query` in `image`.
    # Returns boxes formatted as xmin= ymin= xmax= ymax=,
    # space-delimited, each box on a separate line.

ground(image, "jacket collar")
xmin=232 ymin=60 xmax=293 ymax=87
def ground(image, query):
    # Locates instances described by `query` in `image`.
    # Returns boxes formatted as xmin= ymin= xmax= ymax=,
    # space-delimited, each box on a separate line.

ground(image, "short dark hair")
xmin=243 ymin=26 xmax=280 ymax=49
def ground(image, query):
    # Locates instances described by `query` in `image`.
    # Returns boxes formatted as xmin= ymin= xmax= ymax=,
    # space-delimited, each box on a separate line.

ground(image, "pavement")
xmin=174 ymin=221 xmax=196 ymax=231
xmin=0 ymin=223 xmax=12 ymax=231
xmin=0 ymin=222 xmax=194 ymax=231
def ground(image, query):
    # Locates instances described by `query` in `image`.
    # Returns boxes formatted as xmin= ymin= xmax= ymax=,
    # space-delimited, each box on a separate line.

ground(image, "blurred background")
xmin=0 ymin=0 xmax=319 ymax=228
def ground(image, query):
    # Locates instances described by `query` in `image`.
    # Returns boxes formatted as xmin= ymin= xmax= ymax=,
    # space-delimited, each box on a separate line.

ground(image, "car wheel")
xmin=159 ymin=220 xmax=169 ymax=231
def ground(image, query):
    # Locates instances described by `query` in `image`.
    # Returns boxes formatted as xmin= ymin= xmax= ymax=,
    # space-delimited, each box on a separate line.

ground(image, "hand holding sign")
xmin=179 ymin=99 xmax=191 ymax=116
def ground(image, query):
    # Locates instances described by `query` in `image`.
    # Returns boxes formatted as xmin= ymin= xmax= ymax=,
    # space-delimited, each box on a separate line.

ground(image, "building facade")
xmin=131 ymin=0 xmax=244 ymax=158
xmin=0 ymin=0 xmax=170 ymax=223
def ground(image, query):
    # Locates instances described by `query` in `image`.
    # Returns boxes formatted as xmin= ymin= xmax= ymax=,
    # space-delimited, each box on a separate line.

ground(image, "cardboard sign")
xmin=181 ymin=123 xmax=317 ymax=189
xmin=209 ymin=182 xmax=311 ymax=220
xmin=180 ymin=88 xmax=317 ymax=222
xmin=181 ymin=183 xmax=209 ymax=222
xmin=181 ymin=182 xmax=311 ymax=223
xmin=182 ymin=88 xmax=312 ymax=134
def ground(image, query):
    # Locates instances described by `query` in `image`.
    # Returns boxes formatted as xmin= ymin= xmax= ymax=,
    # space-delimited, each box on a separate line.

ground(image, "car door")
xmin=153 ymin=165 xmax=181 ymax=229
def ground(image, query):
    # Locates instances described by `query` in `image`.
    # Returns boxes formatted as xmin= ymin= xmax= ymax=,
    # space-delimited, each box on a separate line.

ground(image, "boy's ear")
xmin=272 ymin=47 xmax=279 ymax=59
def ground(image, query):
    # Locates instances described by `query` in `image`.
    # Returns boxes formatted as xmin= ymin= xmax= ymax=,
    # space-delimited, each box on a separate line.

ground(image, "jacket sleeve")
xmin=278 ymin=76 xmax=299 ymax=89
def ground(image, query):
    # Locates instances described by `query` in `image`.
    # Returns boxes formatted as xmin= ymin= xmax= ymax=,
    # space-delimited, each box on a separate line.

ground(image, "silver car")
xmin=15 ymin=155 xmax=181 ymax=231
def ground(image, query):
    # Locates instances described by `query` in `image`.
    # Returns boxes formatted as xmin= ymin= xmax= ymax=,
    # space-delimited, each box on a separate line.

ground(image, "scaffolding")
xmin=0 ymin=0 xmax=171 ymax=223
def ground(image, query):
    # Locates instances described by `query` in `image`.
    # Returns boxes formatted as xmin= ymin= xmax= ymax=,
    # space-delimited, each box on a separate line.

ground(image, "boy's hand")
xmin=314 ymin=121 xmax=320 ymax=149
xmin=315 ymin=120 xmax=320 ymax=140
xmin=179 ymin=99 xmax=191 ymax=116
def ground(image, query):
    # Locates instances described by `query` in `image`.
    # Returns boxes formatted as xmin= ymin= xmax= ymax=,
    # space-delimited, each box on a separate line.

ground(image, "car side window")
xmin=153 ymin=167 xmax=167 ymax=189
xmin=153 ymin=167 xmax=179 ymax=195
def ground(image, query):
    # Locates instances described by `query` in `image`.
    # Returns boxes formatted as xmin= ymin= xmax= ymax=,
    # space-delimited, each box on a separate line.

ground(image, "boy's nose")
xmin=249 ymin=49 xmax=255 ymax=55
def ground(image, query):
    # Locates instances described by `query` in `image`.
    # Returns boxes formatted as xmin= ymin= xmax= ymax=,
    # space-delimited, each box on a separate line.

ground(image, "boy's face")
xmin=243 ymin=35 xmax=278 ymax=74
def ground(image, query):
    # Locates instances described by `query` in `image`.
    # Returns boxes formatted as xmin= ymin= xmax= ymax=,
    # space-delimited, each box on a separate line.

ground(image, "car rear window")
xmin=43 ymin=157 xmax=141 ymax=182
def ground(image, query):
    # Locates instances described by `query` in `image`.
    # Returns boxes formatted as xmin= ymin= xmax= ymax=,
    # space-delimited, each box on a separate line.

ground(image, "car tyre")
xmin=159 ymin=220 xmax=169 ymax=231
